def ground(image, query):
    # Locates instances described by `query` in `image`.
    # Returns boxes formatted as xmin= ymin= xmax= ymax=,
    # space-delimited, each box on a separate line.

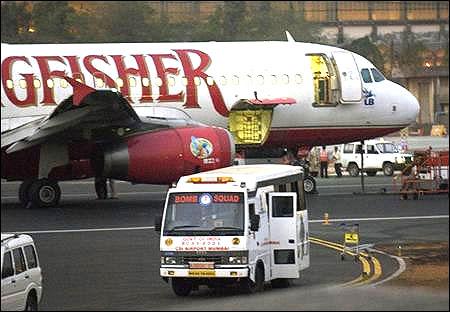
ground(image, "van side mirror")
xmin=154 ymin=214 xmax=162 ymax=232
xmin=250 ymin=215 xmax=260 ymax=232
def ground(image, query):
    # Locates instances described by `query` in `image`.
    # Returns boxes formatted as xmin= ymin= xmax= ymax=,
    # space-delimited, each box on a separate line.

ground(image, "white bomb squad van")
xmin=155 ymin=164 xmax=309 ymax=296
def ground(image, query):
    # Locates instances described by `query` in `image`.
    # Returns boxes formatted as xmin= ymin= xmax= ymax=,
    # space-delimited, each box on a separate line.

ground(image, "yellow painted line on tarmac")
xmin=352 ymin=255 xmax=382 ymax=287
xmin=309 ymin=236 xmax=381 ymax=287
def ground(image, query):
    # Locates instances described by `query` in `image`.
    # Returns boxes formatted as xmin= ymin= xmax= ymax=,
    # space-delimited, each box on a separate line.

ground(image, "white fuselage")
xmin=1 ymin=41 xmax=419 ymax=145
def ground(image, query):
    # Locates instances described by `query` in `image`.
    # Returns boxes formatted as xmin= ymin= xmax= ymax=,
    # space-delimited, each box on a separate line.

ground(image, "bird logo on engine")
xmin=190 ymin=136 xmax=213 ymax=159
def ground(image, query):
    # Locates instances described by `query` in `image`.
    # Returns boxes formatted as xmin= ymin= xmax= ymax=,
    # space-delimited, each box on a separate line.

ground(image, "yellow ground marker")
xmin=323 ymin=213 xmax=330 ymax=225
xmin=309 ymin=236 xmax=381 ymax=287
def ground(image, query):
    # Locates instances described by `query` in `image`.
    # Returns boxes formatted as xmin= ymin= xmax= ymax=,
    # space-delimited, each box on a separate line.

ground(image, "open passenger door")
xmin=332 ymin=51 xmax=362 ymax=103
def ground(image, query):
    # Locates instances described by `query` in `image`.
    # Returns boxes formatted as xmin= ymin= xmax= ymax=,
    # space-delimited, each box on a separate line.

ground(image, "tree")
xmin=98 ymin=2 xmax=156 ymax=43
xmin=345 ymin=36 xmax=385 ymax=71
xmin=31 ymin=1 xmax=77 ymax=43
xmin=222 ymin=1 xmax=249 ymax=41
xmin=1 ymin=2 xmax=32 ymax=43
xmin=396 ymin=30 xmax=427 ymax=75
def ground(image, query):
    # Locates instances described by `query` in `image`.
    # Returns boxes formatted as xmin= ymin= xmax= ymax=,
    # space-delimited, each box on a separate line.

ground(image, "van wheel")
xmin=347 ymin=163 xmax=360 ymax=177
xmin=303 ymin=176 xmax=316 ymax=194
xmin=25 ymin=292 xmax=38 ymax=311
xmin=171 ymin=278 xmax=192 ymax=296
xmin=241 ymin=264 xmax=264 ymax=293
xmin=383 ymin=163 xmax=394 ymax=176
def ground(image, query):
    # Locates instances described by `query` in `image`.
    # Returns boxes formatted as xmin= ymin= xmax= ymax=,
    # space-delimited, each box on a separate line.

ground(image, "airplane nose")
xmin=406 ymin=89 xmax=420 ymax=122
xmin=395 ymin=83 xmax=420 ymax=124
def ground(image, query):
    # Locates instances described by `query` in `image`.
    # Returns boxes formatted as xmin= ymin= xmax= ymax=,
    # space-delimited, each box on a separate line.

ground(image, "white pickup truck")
xmin=340 ymin=139 xmax=414 ymax=176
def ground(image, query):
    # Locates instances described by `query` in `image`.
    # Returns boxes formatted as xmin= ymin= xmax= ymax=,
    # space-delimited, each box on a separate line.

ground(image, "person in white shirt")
xmin=332 ymin=146 xmax=342 ymax=178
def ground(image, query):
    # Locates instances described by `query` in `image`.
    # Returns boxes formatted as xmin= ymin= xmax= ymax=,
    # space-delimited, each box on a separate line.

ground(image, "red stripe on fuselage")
xmin=264 ymin=127 xmax=404 ymax=148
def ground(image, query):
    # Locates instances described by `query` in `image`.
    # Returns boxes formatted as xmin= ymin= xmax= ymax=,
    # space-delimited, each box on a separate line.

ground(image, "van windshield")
xmin=163 ymin=192 xmax=245 ymax=236
xmin=376 ymin=143 xmax=398 ymax=153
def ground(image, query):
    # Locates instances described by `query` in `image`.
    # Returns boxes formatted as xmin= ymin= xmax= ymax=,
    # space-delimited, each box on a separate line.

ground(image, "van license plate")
xmin=188 ymin=269 xmax=216 ymax=277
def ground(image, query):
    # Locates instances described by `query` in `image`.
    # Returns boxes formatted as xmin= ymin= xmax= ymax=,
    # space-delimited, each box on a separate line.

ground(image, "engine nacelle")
xmin=102 ymin=126 xmax=235 ymax=184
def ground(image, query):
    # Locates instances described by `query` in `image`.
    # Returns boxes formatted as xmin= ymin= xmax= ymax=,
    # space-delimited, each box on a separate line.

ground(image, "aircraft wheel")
xmin=19 ymin=180 xmax=35 ymax=208
xmin=28 ymin=179 xmax=61 ymax=208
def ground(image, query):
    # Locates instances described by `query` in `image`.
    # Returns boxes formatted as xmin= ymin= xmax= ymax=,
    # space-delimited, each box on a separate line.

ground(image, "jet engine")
xmin=100 ymin=126 xmax=235 ymax=184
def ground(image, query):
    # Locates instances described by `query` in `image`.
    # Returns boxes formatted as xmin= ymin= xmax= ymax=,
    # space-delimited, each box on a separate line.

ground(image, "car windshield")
xmin=163 ymin=192 xmax=245 ymax=236
xmin=376 ymin=143 xmax=398 ymax=153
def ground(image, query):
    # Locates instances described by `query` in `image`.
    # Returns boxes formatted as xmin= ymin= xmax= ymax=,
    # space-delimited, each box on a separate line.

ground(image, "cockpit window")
xmin=361 ymin=69 xmax=372 ymax=83
xmin=371 ymin=68 xmax=385 ymax=82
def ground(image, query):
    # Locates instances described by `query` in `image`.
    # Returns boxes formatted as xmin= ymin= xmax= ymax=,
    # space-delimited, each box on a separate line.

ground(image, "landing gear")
xmin=19 ymin=178 xmax=61 ymax=208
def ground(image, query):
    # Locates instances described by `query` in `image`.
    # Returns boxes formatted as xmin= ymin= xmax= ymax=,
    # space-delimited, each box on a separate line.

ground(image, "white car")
xmin=1 ymin=234 xmax=43 ymax=311
xmin=340 ymin=139 xmax=414 ymax=176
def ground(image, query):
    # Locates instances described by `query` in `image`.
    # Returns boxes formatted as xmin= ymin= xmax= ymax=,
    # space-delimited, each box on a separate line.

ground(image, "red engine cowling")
xmin=101 ymin=126 xmax=235 ymax=184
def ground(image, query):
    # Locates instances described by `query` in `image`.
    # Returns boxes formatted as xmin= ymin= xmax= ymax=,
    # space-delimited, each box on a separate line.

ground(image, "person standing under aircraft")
xmin=332 ymin=146 xmax=343 ymax=178
xmin=320 ymin=146 xmax=329 ymax=178
xmin=95 ymin=176 xmax=108 ymax=200
xmin=95 ymin=177 xmax=117 ymax=199
xmin=108 ymin=178 xmax=118 ymax=199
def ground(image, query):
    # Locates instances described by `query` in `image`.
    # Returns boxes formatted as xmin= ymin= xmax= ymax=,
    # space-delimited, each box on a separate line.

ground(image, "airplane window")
xmin=19 ymin=79 xmax=27 ymax=89
xmin=116 ymin=78 xmax=124 ymax=88
xmin=256 ymin=75 xmax=264 ymax=85
xmin=6 ymin=80 xmax=14 ymax=89
xmin=271 ymin=75 xmax=277 ymax=85
xmin=295 ymin=74 xmax=302 ymax=84
xmin=206 ymin=76 xmax=214 ymax=86
xmin=194 ymin=76 xmax=201 ymax=86
xmin=361 ymin=69 xmax=372 ymax=83
xmin=46 ymin=79 xmax=54 ymax=89
xmin=34 ymin=79 xmax=42 ymax=88
xmin=181 ymin=77 xmax=188 ymax=86
xmin=281 ymin=74 xmax=289 ymax=85
xmin=219 ymin=76 xmax=227 ymax=86
xmin=245 ymin=75 xmax=252 ymax=85
xmin=73 ymin=73 xmax=84 ymax=84
xmin=168 ymin=76 xmax=176 ymax=87
xmin=129 ymin=77 xmax=138 ymax=87
xmin=371 ymin=68 xmax=385 ymax=82
xmin=142 ymin=77 xmax=150 ymax=87
xmin=95 ymin=77 xmax=105 ymax=88
xmin=155 ymin=77 xmax=163 ymax=87
xmin=232 ymin=75 xmax=239 ymax=86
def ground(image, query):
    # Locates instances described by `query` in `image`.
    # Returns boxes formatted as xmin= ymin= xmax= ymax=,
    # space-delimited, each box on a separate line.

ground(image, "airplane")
xmin=1 ymin=32 xmax=420 ymax=208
